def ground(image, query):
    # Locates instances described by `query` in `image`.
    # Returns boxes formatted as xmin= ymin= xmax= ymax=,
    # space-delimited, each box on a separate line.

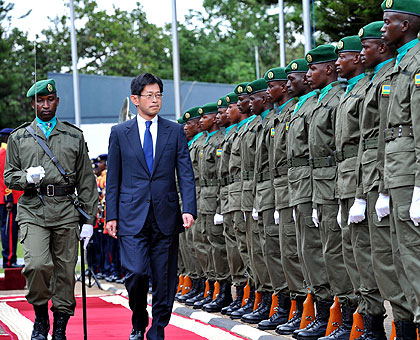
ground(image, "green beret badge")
xmin=358 ymin=28 xmax=364 ymax=38
xmin=305 ymin=54 xmax=312 ymax=63
xmin=47 ymin=84 xmax=54 ymax=93
xmin=185 ymin=112 xmax=191 ymax=119
xmin=247 ymin=85 xmax=253 ymax=93
xmin=337 ymin=40 xmax=344 ymax=50
xmin=267 ymin=71 xmax=274 ymax=80
xmin=198 ymin=108 xmax=204 ymax=115
xmin=385 ymin=0 xmax=393 ymax=8
xmin=237 ymin=86 xmax=244 ymax=93
xmin=226 ymin=96 xmax=231 ymax=103
xmin=291 ymin=62 xmax=298 ymax=70
xmin=217 ymin=99 xmax=222 ymax=106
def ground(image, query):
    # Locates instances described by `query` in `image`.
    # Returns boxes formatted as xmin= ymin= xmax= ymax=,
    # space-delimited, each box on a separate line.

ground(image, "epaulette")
xmin=62 ymin=121 xmax=83 ymax=133
xmin=11 ymin=122 xmax=31 ymax=134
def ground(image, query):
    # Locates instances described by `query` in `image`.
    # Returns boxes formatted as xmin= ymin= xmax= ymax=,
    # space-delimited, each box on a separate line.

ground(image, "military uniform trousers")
xmin=389 ymin=186 xmax=420 ymax=323
xmin=203 ymin=213 xmax=230 ymax=282
xmin=340 ymin=198 xmax=385 ymax=316
xmin=366 ymin=190 xmax=413 ymax=322
xmin=192 ymin=212 xmax=216 ymax=281
xmin=1 ymin=205 xmax=19 ymax=267
xmin=183 ymin=224 xmax=202 ymax=280
xmin=244 ymin=211 xmax=264 ymax=292
xmin=178 ymin=230 xmax=187 ymax=276
xmin=20 ymin=222 xmax=79 ymax=315
xmin=295 ymin=202 xmax=331 ymax=301
xmin=232 ymin=210 xmax=255 ymax=287
xmin=223 ymin=212 xmax=246 ymax=286
xmin=259 ymin=207 xmax=287 ymax=295
xmin=279 ymin=207 xmax=306 ymax=301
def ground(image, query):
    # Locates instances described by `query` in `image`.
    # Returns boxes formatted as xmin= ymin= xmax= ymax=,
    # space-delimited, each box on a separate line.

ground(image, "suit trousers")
xmin=120 ymin=206 xmax=179 ymax=340
xmin=1 ymin=205 xmax=19 ymax=267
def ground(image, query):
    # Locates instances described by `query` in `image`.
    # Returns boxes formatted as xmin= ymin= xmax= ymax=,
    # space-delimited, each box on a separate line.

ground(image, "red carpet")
xmin=3 ymin=296 xmax=208 ymax=339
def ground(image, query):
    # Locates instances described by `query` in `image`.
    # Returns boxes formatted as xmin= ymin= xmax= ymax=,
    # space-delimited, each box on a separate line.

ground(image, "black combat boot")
xmin=294 ymin=299 xmax=333 ymax=340
xmin=185 ymin=278 xmax=206 ymax=306
xmin=230 ymin=288 xmax=255 ymax=319
xmin=31 ymin=304 xmax=50 ymax=340
xmin=318 ymin=305 xmax=356 ymax=340
xmin=241 ymin=291 xmax=272 ymax=324
xmin=276 ymin=298 xmax=304 ymax=335
xmin=394 ymin=320 xmax=417 ymax=340
xmin=354 ymin=314 xmax=386 ymax=340
xmin=221 ymin=284 xmax=245 ymax=315
xmin=258 ymin=293 xmax=291 ymax=330
xmin=178 ymin=278 xmax=200 ymax=303
xmin=51 ymin=312 xmax=70 ymax=340
xmin=203 ymin=281 xmax=233 ymax=312
xmin=193 ymin=280 xmax=215 ymax=309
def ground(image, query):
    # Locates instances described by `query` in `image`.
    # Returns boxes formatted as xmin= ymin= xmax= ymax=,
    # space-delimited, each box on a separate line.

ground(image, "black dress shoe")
xmin=105 ymin=274 xmax=118 ymax=282
xmin=193 ymin=294 xmax=213 ymax=309
xmin=129 ymin=329 xmax=144 ymax=340
xmin=4 ymin=263 xmax=24 ymax=269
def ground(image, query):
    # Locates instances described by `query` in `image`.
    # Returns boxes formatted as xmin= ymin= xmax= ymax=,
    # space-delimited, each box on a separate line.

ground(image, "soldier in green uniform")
xmin=380 ymin=0 xmax=420 ymax=332
xmin=198 ymin=103 xmax=233 ymax=312
xmin=229 ymin=83 xmax=259 ymax=319
xmin=4 ymin=79 xmax=98 ymax=340
xmin=356 ymin=21 xmax=416 ymax=339
xmin=333 ymin=36 xmax=381 ymax=340
xmin=265 ymin=67 xmax=307 ymax=331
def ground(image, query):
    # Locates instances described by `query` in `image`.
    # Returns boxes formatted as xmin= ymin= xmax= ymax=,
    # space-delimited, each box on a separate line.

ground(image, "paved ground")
xmin=0 ymin=274 xmax=394 ymax=340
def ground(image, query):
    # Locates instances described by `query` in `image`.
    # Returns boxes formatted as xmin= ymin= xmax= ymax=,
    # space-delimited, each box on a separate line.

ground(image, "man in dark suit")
xmin=105 ymin=73 xmax=196 ymax=340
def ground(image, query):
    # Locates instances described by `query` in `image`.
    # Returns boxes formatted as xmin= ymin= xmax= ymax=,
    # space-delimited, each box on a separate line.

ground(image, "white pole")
xmin=278 ymin=0 xmax=286 ymax=67
xmin=302 ymin=0 xmax=312 ymax=53
xmin=254 ymin=46 xmax=260 ymax=78
xmin=69 ymin=0 xmax=81 ymax=127
xmin=171 ymin=0 xmax=182 ymax=119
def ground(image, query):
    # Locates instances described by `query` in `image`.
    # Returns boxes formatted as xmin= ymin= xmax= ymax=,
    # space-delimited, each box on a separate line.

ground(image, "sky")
xmin=7 ymin=0 xmax=205 ymax=39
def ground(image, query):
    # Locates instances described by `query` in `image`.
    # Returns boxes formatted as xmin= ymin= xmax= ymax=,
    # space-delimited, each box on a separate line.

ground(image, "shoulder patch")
xmin=62 ymin=121 xmax=83 ymax=132
xmin=270 ymin=128 xmax=275 ymax=137
xmin=415 ymin=73 xmax=420 ymax=87
xmin=381 ymin=84 xmax=391 ymax=97
xmin=216 ymin=149 xmax=222 ymax=157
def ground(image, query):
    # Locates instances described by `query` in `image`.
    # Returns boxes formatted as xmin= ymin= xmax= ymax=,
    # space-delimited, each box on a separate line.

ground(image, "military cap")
xmin=183 ymin=106 xmax=201 ymax=121
xmin=381 ymin=0 xmax=420 ymax=17
xmin=335 ymin=36 xmax=363 ymax=54
xmin=306 ymin=45 xmax=337 ymax=65
xmin=97 ymin=154 xmax=108 ymax=162
xmin=217 ymin=96 xmax=229 ymax=108
xmin=91 ymin=158 xmax=98 ymax=169
xmin=234 ymin=82 xmax=249 ymax=96
xmin=358 ymin=21 xmax=385 ymax=40
xmin=177 ymin=117 xmax=185 ymax=124
xmin=285 ymin=59 xmax=309 ymax=74
xmin=246 ymin=78 xmax=268 ymax=95
xmin=199 ymin=102 xmax=218 ymax=116
xmin=226 ymin=92 xmax=239 ymax=104
xmin=264 ymin=67 xmax=288 ymax=82
xmin=26 ymin=79 xmax=57 ymax=98
xmin=0 ymin=128 xmax=14 ymax=136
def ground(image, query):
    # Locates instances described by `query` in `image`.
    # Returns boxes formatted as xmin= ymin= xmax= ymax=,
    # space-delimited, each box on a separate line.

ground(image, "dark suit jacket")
xmin=106 ymin=115 xmax=196 ymax=236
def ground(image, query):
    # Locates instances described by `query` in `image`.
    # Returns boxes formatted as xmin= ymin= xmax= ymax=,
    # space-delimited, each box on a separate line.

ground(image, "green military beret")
xmin=217 ymin=96 xmax=229 ymax=108
xmin=335 ymin=36 xmax=363 ymax=53
xmin=264 ymin=67 xmax=288 ymax=82
xmin=381 ymin=0 xmax=420 ymax=17
xmin=226 ymin=92 xmax=239 ymax=104
xmin=26 ymin=79 xmax=57 ymax=98
xmin=177 ymin=117 xmax=185 ymax=125
xmin=358 ymin=21 xmax=384 ymax=40
xmin=234 ymin=82 xmax=249 ymax=96
xmin=285 ymin=59 xmax=309 ymax=74
xmin=199 ymin=102 xmax=218 ymax=116
xmin=183 ymin=106 xmax=201 ymax=121
xmin=246 ymin=78 xmax=268 ymax=95
xmin=306 ymin=45 xmax=337 ymax=65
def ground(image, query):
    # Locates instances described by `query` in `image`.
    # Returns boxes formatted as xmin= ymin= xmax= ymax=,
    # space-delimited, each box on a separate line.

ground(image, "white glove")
xmin=80 ymin=224 xmax=93 ymax=250
xmin=252 ymin=208 xmax=258 ymax=221
xmin=26 ymin=166 xmax=45 ymax=184
xmin=409 ymin=186 xmax=420 ymax=226
xmin=243 ymin=212 xmax=247 ymax=222
xmin=375 ymin=193 xmax=390 ymax=221
xmin=292 ymin=208 xmax=296 ymax=223
xmin=214 ymin=213 xmax=224 ymax=225
xmin=312 ymin=208 xmax=319 ymax=228
xmin=337 ymin=205 xmax=342 ymax=229
xmin=348 ymin=198 xmax=367 ymax=225
xmin=274 ymin=210 xmax=279 ymax=225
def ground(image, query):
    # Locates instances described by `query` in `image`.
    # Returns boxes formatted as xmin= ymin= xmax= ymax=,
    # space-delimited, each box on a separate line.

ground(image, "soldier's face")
xmin=32 ymin=94 xmax=59 ymax=122
xmin=360 ymin=39 xmax=382 ymax=69
xmin=226 ymin=103 xmax=241 ymax=123
xmin=307 ymin=64 xmax=329 ymax=90
xmin=336 ymin=52 xmax=359 ymax=79
xmin=237 ymin=95 xmax=250 ymax=115
xmin=381 ymin=12 xmax=405 ymax=46
xmin=267 ymin=81 xmax=286 ymax=103
xmin=184 ymin=118 xmax=201 ymax=138
xmin=287 ymin=73 xmax=305 ymax=97
xmin=249 ymin=92 xmax=265 ymax=115
xmin=200 ymin=113 xmax=217 ymax=131
xmin=131 ymin=83 xmax=162 ymax=119
xmin=216 ymin=108 xmax=229 ymax=127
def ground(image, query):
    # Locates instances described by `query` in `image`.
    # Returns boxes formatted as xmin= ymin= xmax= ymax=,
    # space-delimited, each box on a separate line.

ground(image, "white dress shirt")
xmin=137 ymin=114 xmax=158 ymax=158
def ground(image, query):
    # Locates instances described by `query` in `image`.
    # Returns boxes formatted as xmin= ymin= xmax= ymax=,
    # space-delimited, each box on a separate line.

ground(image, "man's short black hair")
xmin=131 ymin=73 xmax=163 ymax=95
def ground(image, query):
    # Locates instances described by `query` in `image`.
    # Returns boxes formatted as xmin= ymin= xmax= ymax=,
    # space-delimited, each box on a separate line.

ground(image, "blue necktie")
xmin=144 ymin=121 xmax=154 ymax=173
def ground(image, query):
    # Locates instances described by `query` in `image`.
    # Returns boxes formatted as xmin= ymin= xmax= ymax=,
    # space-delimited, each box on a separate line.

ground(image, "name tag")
xmin=381 ymin=84 xmax=391 ymax=97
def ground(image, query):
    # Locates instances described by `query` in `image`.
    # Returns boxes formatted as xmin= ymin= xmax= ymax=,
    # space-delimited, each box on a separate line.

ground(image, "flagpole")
xmin=69 ymin=0 xmax=81 ymax=127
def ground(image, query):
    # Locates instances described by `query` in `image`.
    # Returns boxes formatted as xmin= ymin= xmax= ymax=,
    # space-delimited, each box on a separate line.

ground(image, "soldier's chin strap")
xmin=24 ymin=125 xmax=90 ymax=221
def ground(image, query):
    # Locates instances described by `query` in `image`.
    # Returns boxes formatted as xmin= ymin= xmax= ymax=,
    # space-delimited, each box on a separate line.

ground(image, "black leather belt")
xmin=242 ymin=170 xmax=255 ymax=181
xmin=288 ymin=157 xmax=309 ymax=168
xmin=334 ymin=145 xmax=359 ymax=162
xmin=24 ymin=184 xmax=75 ymax=197
xmin=384 ymin=125 xmax=413 ymax=142
xmin=310 ymin=155 xmax=336 ymax=168
xmin=362 ymin=137 xmax=378 ymax=151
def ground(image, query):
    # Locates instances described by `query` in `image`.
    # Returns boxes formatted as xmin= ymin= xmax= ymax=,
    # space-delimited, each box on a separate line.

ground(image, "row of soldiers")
xmin=175 ymin=0 xmax=420 ymax=339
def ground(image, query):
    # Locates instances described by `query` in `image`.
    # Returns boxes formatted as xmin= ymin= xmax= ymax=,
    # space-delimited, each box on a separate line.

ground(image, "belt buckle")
xmin=46 ymin=184 xmax=54 ymax=197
